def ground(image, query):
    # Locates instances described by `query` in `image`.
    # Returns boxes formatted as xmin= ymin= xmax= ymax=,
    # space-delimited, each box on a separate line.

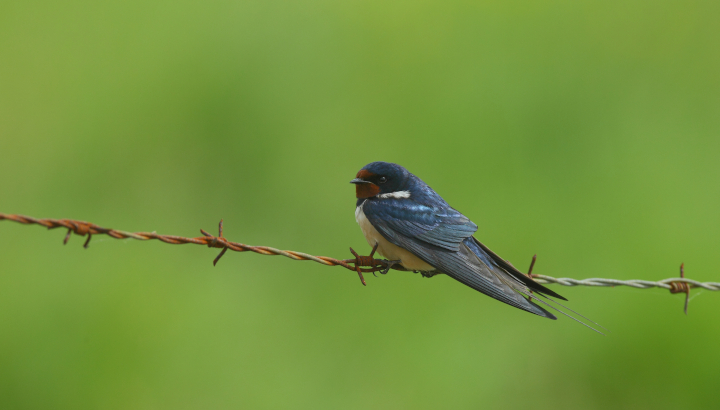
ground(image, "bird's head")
xmin=350 ymin=162 xmax=411 ymax=199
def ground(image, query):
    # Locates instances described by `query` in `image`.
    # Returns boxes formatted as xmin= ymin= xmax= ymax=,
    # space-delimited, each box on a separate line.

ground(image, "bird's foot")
xmin=379 ymin=260 xmax=402 ymax=275
xmin=346 ymin=245 xmax=406 ymax=285
xmin=419 ymin=270 xmax=440 ymax=278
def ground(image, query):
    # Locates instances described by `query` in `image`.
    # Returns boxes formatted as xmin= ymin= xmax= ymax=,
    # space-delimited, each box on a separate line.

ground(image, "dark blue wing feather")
xmin=361 ymin=197 xmax=562 ymax=318
xmin=362 ymin=198 xmax=477 ymax=251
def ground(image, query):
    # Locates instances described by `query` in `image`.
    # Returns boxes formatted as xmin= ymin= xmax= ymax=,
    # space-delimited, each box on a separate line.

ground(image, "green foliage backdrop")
xmin=1 ymin=1 xmax=718 ymax=408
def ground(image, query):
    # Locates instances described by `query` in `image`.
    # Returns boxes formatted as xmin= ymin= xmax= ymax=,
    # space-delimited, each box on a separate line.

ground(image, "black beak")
xmin=350 ymin=178 xmax=369 ymax=184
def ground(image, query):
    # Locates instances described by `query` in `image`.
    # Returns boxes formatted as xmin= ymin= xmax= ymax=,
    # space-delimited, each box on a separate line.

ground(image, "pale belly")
xmin=355 ymin=203 xmax=436 ymax=272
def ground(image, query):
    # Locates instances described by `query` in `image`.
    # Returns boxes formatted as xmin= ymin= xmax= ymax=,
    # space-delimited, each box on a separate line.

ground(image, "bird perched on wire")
xmin=352 ymin=161 xmax=598 ymax=330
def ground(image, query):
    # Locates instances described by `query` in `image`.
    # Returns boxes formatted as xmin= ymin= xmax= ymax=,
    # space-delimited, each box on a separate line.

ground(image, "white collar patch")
xmin=378 ymin=190 xmax=411 ymax=199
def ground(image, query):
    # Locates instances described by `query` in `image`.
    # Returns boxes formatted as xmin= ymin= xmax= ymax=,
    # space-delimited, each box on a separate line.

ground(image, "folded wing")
xmin=362 ymin=198 xmax=564 ymax=319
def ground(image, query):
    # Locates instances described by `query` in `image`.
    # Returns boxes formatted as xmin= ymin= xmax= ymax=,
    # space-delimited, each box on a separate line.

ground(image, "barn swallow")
xmin=352 ymin=161 xmax=599 ymax=330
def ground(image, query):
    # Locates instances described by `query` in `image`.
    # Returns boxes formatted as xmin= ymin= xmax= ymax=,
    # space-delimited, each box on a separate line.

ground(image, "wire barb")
xmin=201 ymin=219 xmax=230 ymax=266
xmin=2 ymin=213 xmax=719 ymax=310
xmin=526 ymin=254 xmax=537 ymax=302
xmin=349 ymin=246 xmax=369 ymax=286
xmin=668 ymin=263 xmax=691 ymax=315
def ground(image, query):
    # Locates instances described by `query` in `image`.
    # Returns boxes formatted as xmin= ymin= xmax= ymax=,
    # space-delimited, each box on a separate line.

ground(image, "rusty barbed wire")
xmin=0 ymin=213 xmax=394 ymax=285
xmin=2 ymin=213 xmax=718 ymax=313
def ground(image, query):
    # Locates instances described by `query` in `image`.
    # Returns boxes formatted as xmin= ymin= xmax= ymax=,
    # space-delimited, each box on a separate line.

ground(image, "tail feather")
xmin=471 ymin=237 xmax=567 ymax=301
xmin=535 ymin=293 xmax=607 ymax=331
xmin=527 ymin=299 xmax=558 ymax=320
xmin=438 ymin=242 xmax=559 ymax=320
xmin=461 ymin=237 xmax=604 ymax=333
xmin=512 ymin=285 xmax=605 ymax=335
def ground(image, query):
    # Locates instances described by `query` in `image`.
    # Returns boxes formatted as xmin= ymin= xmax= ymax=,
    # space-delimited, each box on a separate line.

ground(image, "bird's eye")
xmin=378 ymin=177 xmax=387 ymax=184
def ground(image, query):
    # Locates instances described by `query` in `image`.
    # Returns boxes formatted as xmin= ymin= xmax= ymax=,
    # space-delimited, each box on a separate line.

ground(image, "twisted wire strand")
xmin=530 ymin=275 xmax=720 ymax=291
xmin=0 ymin=213 xmax=381 ymax=273
xmin=2 ymin=213 xmax=719 ymax=292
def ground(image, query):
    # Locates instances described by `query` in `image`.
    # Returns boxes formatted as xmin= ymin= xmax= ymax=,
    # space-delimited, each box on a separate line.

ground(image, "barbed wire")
xmin=529 ymin=275 xmax=719 ymax=291
xmin=0 ymin=213 xmax=396 ymax=286
xmin=2 ymin=213 xmax=718 ymax=313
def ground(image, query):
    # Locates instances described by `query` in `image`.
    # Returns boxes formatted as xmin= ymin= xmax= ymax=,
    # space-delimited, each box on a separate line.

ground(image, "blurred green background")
xmin=1 ymin=0 xmax=719 ymax=409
